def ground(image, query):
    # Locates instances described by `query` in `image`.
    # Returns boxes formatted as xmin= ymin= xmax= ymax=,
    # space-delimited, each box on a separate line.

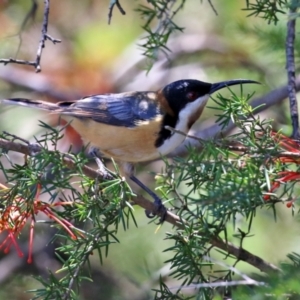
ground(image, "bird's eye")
xmin=186 ymin=91 xmax=199 ymax=101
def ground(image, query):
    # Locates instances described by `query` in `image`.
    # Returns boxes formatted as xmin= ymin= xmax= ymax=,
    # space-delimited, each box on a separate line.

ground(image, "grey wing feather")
xmin=61 ymin=92 xmax=162 ymax=127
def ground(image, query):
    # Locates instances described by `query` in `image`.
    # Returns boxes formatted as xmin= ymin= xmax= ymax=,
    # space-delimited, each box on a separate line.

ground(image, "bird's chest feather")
xmin=63 ymin=114 xmax=188 ymax=162
xmin=63 ymin=116 xmax=159 ymax=162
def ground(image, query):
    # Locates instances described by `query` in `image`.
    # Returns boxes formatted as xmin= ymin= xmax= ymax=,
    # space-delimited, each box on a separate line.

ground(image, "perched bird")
xmin=2 ymin=79 xmax=258 ymax=220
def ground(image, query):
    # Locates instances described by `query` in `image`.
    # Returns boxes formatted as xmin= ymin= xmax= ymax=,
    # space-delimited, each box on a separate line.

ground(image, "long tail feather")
xmin=2 ymin=98 xmax=61 ymax=111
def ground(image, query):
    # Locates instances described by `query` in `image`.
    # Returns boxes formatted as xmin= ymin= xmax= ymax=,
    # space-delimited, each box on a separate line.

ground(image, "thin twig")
xmin=62 ymin=247 xmax=91 ymax=300
xmin=0 ymin=58 xmax=37 ymax=67
xmin=45 ymin=34 xmax=61 ymax=44
xmin=286 ymin=5 xmax=299 ymax=138
xmin=171 ymin=254 xmax=267 ymax=291
xmin=171 ymin=279 xmax=265 ymax=290
xmin=35 ymin=0 xmax=55 ymax=72
xmin=207 ymin=0 xmax=218 ymax=15
xmin=210 ymin=237 xmax=280 ymax=273
xmin=202 ymin=255 xmax=258 ymax=281
xmin=108 ymin=0 xmax=126 ymax=24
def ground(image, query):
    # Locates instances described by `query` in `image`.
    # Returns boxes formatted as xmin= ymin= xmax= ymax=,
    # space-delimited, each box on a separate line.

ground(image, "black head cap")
xmin=162 ymin=80 xmax=211 ymax=115
xmin=162 ymin=79 xmax=259 ymax=115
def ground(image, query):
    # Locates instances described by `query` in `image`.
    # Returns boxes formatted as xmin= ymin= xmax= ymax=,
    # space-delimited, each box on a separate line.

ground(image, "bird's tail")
xmin=2 ymin=98 xmax=65 ymax=112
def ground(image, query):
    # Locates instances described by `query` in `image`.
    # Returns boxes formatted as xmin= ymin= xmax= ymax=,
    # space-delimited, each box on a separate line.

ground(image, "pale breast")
xmin=64 ymin=116 xmax=164 ymax=162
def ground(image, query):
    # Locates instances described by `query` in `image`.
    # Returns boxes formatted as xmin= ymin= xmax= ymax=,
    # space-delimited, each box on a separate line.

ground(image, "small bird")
xmin=2 ymin=79 xmax=258 ymax=220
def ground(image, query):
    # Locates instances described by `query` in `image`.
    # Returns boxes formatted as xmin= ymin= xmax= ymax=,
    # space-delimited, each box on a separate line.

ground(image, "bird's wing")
xmin=57 ymin=92 xmax=162 ymax=127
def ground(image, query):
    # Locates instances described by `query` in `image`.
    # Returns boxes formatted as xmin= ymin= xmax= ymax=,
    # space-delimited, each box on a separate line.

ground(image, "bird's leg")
xmin=122 ymin=162 xmax=167 ymax=223
xmin=89 ymin=150 xmax=167 ymax=222
xmin=89 ymin=147 xmax=114 ymax=180
xmin=130 ymin=174 xmax=167 ymax=221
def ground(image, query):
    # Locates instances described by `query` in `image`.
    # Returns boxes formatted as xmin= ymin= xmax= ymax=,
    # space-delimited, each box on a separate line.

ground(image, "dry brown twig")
xmin=108 ymin=0 xmax=126 ymax=24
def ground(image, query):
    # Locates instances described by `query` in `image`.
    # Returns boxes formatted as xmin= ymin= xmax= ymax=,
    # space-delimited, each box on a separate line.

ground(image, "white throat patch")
xmin=157 ymin=94 xmax=210 ymax=156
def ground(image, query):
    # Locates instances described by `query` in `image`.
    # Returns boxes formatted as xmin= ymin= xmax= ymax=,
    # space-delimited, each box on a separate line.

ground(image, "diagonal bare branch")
xmin=0 ymin=137 xmax=280 ymax=274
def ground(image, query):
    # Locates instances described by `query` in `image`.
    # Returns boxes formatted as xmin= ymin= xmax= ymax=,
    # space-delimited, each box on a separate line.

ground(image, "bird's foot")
xmin=145 ymin=196 xmax=167 ymax=224
xmin=129 ymin=174 xmax=167 ymax=223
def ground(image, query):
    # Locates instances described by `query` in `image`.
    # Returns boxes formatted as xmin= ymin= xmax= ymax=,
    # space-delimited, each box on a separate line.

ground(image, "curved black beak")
xmin=210 ymin=79 xmax=260 ymax=94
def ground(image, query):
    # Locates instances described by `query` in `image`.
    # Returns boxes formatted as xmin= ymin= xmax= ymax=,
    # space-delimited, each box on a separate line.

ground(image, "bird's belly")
xmin=65 ymin=117 xmax=165 ymax=162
